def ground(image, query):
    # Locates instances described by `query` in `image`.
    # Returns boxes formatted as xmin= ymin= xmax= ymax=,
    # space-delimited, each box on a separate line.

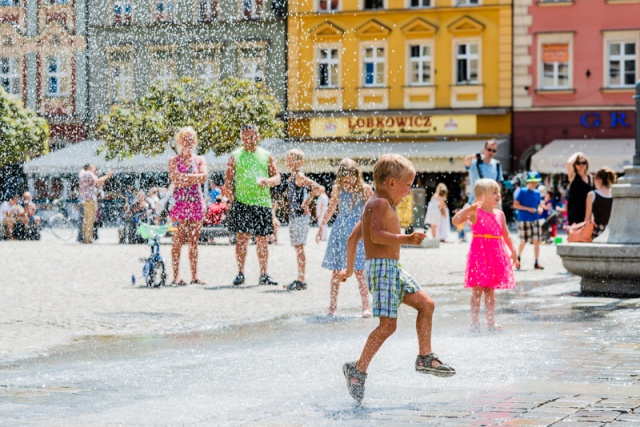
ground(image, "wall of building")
xmin=86 ymin=0 xmax=287 ymax=123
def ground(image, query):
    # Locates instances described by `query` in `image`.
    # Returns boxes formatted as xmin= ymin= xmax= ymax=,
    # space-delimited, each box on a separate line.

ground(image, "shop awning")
xmin=209 ymin=139 xmax=510 ymax=173
xmin=530 ymin=139 xmax=634 ymax=174
xmin=24 ymin=138 xmax=509 ymax=175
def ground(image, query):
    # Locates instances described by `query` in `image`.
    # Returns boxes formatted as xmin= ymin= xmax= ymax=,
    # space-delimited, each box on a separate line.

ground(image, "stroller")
xmin=132 ymin=222 xmax=168 ymax=287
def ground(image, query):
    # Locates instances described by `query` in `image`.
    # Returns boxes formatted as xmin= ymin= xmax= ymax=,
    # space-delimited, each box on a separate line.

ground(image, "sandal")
xmin=191 ymin=279 xmax=207 ymax=286
xmin=342 ymin=361 xmax=367 ymax=402
xmin=415 ymin=353 xmax=456 ymax=377
xmin=171 ymin=280 xmax=187 ymax=286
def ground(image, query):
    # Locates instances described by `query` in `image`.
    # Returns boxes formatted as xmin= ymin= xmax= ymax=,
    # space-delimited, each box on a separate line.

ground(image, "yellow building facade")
xmin=287 ymin=0 xmax=513 ymax=175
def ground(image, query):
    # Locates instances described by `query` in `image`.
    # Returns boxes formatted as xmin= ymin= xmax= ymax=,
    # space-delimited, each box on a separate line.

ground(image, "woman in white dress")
xmin=425 ymin=183 xmax=450 ymax=242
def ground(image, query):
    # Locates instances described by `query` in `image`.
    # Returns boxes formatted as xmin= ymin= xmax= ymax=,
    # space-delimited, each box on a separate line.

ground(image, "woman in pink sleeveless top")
xmin=169 ymin=127 xmax=207 ymax=286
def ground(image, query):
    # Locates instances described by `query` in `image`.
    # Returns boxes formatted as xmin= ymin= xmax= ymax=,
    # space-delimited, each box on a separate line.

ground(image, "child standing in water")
xmin=316 ymin=158 xmax=372 ymax=317
xmin=285 ymin=149 xmax=323 ymax=290
xmin=340 ymin=154 xmax=456 ymax=403
xmin=452 ymin=178 xmax=519 ymax=333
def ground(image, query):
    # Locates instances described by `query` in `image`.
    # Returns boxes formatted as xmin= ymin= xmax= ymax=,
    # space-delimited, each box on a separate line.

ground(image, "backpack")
xmin=475 ymin=153 xmax=502 ymax=183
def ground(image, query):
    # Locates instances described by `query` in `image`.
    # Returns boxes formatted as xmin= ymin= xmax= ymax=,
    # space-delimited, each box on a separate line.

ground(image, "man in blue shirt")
xmin=513 ymin=171 xmax=544 ymax=270
xmin=464 ymin=139 xmax=504 ymax=204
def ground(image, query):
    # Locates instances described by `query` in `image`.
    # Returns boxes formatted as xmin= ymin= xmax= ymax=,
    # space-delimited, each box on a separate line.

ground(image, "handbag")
xmin=567 ymin=221 xmax=595 ymax=243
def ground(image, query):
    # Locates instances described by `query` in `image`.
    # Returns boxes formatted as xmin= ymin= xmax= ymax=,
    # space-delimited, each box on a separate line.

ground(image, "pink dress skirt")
xmin=464 ymin=208 xmax=516 ymax=290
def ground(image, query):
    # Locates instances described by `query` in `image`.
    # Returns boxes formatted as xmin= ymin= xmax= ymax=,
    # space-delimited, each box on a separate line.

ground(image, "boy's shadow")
xmin=204 ymin=284 xmax=261 ymax=291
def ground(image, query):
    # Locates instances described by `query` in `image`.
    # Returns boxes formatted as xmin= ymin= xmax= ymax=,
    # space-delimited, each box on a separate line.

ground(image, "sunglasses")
xmin=485 ymin=148 xmax=497 ymax=153
xmin=575 ymin=161 xmax=588 ymax=166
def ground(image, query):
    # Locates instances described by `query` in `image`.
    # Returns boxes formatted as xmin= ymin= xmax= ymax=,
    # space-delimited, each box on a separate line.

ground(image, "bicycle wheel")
xmin=49 ymin=214 xmax=75 ymax=241
xmin=146 ymin=259 xmax=166 ymax=288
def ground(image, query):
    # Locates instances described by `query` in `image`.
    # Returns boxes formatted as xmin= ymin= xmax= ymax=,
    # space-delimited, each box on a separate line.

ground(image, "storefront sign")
xmin=310 ymin=115 xmax=477 ymax=137
xmin=580 ymin=112 xmax=631 ymax=129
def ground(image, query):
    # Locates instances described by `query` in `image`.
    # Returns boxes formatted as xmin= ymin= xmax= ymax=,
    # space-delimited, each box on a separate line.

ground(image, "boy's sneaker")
xmin=534 ymin=262 xmax=544 ymax=270
xmin=259 ymin=274 xmax=278 ymax=286
xmin=286 ymin=280 xmax=307 ymax=291
xmin=232 ymin=273 xmax=245 ymax=286
xmin=415 ymin=353 xmax=456 ymax=377
xmin=342 ymin=362 xmax=367 ymax=402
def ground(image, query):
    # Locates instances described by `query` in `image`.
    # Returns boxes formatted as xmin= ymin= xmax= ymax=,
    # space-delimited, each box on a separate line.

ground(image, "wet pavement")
xmin=1 ymin=229 xmax=639 ymax=425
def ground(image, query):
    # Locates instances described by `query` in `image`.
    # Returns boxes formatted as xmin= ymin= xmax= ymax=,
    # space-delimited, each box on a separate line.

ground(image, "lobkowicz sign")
xmin=310 ymin=115 xmax=477 ymax=137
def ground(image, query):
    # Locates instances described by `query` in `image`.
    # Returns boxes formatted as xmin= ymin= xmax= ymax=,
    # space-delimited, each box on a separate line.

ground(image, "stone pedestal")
xmin=557 ymin=165 xmax=640 ymax=297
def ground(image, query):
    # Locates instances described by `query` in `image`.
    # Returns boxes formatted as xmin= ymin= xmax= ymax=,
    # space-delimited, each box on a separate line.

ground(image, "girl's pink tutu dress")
xmin=464 ymin=208 xmax=515 ymax=289
xmin=170 ymin=156 xmax=205 ymax=222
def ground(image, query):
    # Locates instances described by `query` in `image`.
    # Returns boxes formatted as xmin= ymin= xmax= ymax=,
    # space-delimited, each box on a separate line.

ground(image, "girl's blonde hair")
xmin=335 ymin=158 xmax=368 ymax=202
xmin=175 ymin=126 xmax=198 ymax=153
xmin=474 ymin=178 xmax=501 ymax=200
xmin=435 ymin=183 xmax=448 ymax=197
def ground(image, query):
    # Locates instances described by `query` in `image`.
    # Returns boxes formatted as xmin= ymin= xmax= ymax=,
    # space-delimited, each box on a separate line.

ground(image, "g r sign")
xmin=580 ymin=112 xmax=631 ymax=129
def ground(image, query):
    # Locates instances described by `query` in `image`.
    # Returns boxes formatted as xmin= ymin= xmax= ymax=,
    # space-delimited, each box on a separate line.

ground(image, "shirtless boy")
xmin=339 ymin=154 xmax=456 ymax=402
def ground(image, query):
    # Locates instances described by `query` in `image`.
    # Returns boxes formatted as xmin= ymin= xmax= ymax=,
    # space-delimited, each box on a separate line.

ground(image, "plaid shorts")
xmin=518 ymin=220 xmax=541 ymax=243
xmin=365 ymin=259 xmax=421 ymax=319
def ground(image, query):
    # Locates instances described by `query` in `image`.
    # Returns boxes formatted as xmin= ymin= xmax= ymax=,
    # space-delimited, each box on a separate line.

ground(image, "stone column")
xmin=605 ymin=81 xmax=640 ymax=245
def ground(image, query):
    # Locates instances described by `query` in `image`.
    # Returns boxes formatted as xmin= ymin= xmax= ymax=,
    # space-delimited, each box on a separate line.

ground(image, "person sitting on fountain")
xmin=583 ymin=167 xmax=616 ymax=241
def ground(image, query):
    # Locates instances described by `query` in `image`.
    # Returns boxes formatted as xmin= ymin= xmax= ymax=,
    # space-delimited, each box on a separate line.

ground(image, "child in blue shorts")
xmin=339 ymin=154 xmax=456 ymax=402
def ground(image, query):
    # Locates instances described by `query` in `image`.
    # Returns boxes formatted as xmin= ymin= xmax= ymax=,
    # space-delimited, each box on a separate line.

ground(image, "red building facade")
xmin=513 ymin=0 xmax=639 ymax=172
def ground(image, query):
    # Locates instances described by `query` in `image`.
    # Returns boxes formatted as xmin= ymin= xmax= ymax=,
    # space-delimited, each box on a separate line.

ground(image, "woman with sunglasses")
xmin=566 ymin=152 xmax=593 ymax=226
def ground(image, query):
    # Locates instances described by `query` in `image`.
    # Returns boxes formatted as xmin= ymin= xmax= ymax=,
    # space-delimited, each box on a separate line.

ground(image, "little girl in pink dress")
xmin=452 ymin=178 xmax=519 ymax=332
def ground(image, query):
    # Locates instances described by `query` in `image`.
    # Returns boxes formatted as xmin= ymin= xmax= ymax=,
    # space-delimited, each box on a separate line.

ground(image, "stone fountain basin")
xmin=557 ymin=243 xmax=640 ymax=297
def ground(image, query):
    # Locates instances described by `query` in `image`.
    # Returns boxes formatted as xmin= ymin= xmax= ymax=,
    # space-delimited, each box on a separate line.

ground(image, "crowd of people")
xmin=0 ymin=126 xmax=626 ymax=404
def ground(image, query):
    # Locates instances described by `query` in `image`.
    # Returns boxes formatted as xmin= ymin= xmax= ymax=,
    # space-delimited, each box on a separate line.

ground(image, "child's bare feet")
xmin=328 ymin=305 xmax=337 ymax=317
xmin=469 ymin=323 xmax=481 ymax=333
xmin=487 ymin=324 xmax=503 ymax=333
xmin=361 ymin=309 xmax=372 ymax=318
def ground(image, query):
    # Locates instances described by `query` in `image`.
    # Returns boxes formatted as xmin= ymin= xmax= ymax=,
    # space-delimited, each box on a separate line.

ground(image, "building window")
xmin=110 ymin=51 xmax=134 ymax=103
xmin=541 ymin=43 xmax=570 ymax=89
xmin=455 ymin=42 xmax=478 ymax=84
xmin=317 ymin=47 xmax=339 ymax=88
xmin=242 ymin=0 xmax=264 ymax=20
xmin=363 ymin=0 xmax=383 ymax=9
xmin=239 ymin=47 xmax=265 ymax=82
xmin=0 ymin=57 xmax=20 ymax=97
xmin=318 ymin=0 xmax=338 ymax=12
xmin=409 ymin=44 xmax=432 ymax=85
xmin=195 ymin=50 xmax=220 ymax=86
xmin=113 ymin=0 xmax=132 ymax=25
xmin=607 ymin=41 xmax=636 ymax=88
xmin=150 ymin=51 xmax=176 ymax=89
xmin=0 ymin=0 xmax=20 ymax=6
xmin=46 ymin=56 xmax=69 ymax=97
xmin=363 ymin=46 xmax=385 ymax=87
xmin=199 ymin=0 xmax=219 ymax=21
xmin=456 ymin=0 xmax=479 ymax=5
xmin=154 ymin=0 xmax=175 ymax=23
xmin=410 ymin=0 xmax=430 ymax=7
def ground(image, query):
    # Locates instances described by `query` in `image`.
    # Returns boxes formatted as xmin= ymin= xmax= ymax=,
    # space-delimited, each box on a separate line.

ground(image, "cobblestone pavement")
xmin=0 ymin=228 xmax=639 ymax=425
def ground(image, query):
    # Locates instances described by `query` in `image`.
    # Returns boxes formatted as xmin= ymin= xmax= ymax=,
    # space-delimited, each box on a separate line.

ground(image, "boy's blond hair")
xmin=287 ymin=148 xmax=305 ymax=162
xmin=474 ymin=178 xmax=501 ymax=200
xmin=373 ymin=154 xmax=415 ymax=187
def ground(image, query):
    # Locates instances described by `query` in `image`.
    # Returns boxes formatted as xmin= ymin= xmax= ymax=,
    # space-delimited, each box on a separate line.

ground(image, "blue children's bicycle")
xmin=132 ymin=222 xmax=168 ymax=288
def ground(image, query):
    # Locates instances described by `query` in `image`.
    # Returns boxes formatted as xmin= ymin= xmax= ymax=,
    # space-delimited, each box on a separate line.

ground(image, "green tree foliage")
xmin=0 ymin=88 xmax=49 ymax=168
xmin=97 ymin=77 xmax=284 ymax=161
